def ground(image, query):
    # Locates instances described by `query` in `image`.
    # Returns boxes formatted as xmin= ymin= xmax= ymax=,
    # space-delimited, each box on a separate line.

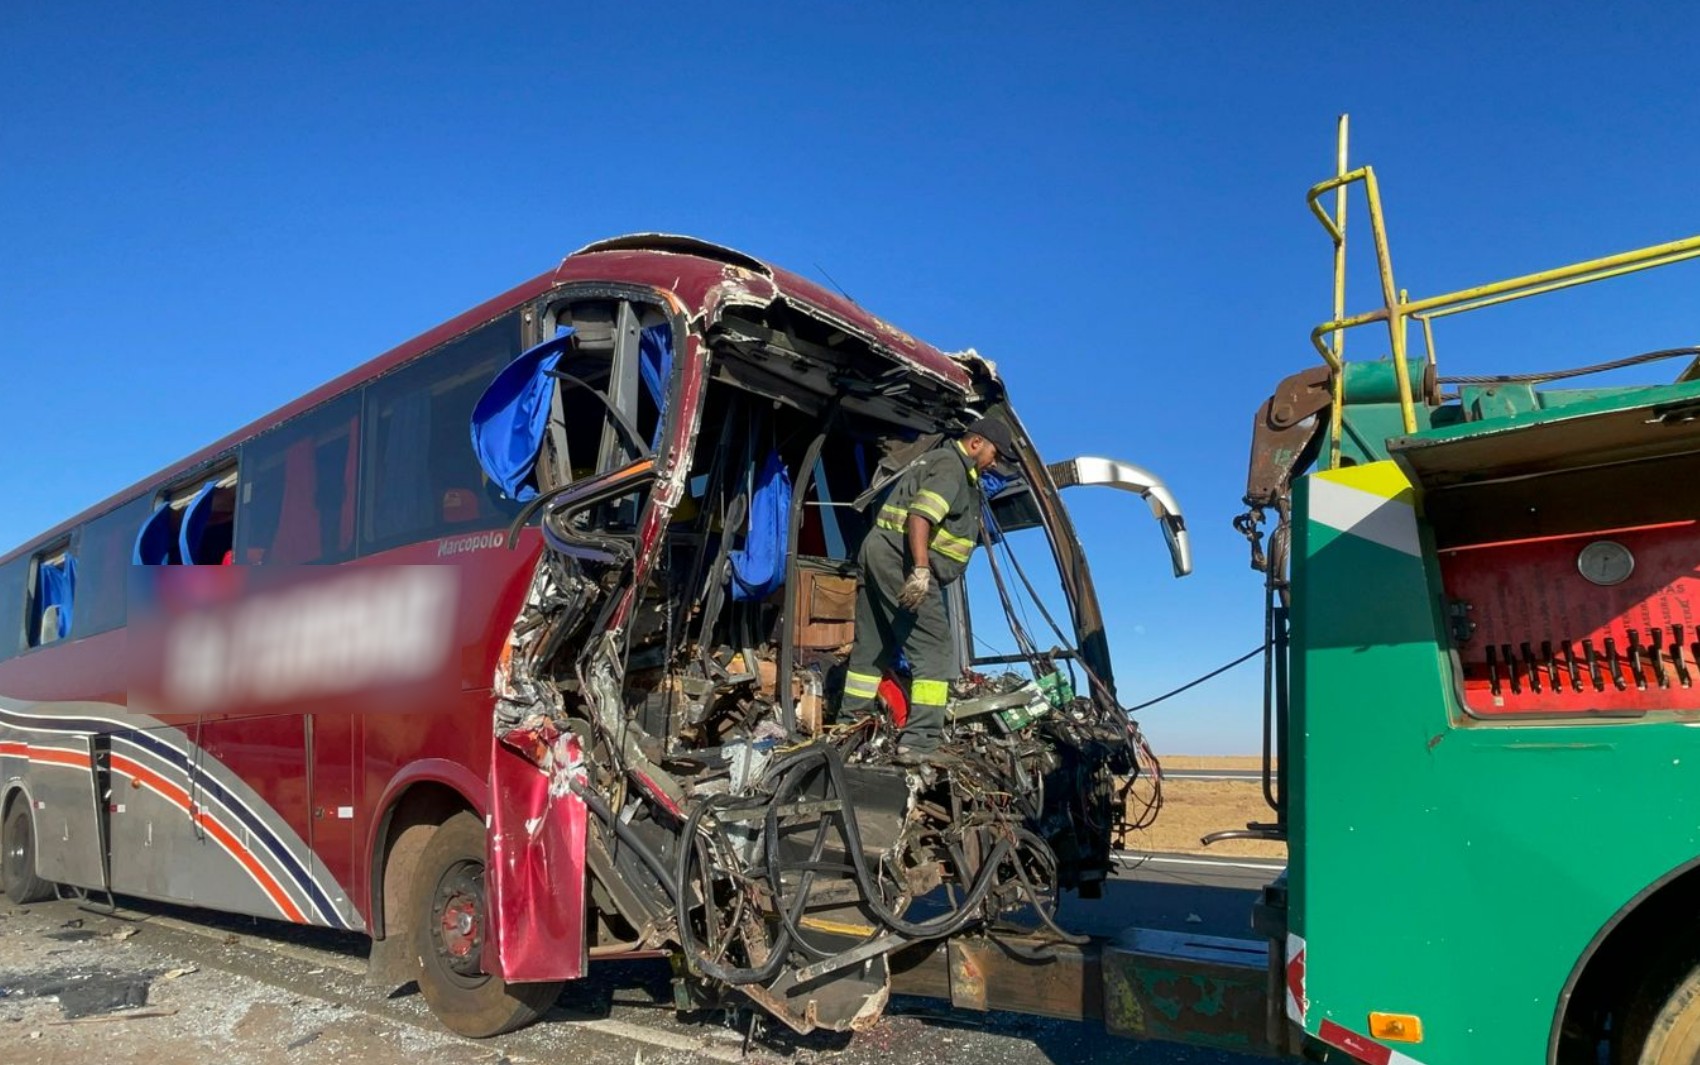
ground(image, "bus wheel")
xmin=1635 ymin=962 xmax=1700 ymax=1065
xmin=414 ymin=811 xmax=561 ymax=1037
xmin=2 ymin=799 xmax=55 ymax=903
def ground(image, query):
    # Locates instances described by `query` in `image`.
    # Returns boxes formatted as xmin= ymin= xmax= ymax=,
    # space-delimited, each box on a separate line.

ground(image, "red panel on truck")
xmin=1439 ymin=520 xmax=1700 ymax=715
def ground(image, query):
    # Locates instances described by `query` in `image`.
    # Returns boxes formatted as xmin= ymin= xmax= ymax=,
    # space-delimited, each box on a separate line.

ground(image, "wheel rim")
xmin=3 ymin=812 xmax=27 ymax=886
xmin=429 ymin=858 xmax=490 ymax=988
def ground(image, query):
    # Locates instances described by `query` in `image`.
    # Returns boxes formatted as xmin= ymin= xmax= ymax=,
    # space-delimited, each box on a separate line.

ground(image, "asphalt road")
xmin=1071 ymin=852 xmax=1281 ymax=938
xmin=1 ymin=854 xmax=1282 ymax=1065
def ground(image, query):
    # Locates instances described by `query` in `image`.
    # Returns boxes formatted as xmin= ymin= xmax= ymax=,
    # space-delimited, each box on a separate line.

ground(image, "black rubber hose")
xmin=570 ymin=778 xmax=680 ymax=905
xmin=763 ymin=758 xmax=879 ymax=962
xmin=674 ymin=791 xmax=796 ymax=986
xmin=619 ymin=742 xmax=1062 ymax=987
xmin=769 ymin=745 xmax=1014 ymax=940
xmin=504 ymin=480 xmax=577 ymax=547
xmin=693 ymin=834 xmax=728 ymax=962
xmin=1008 ymin=826 xmax=1091 ymax=946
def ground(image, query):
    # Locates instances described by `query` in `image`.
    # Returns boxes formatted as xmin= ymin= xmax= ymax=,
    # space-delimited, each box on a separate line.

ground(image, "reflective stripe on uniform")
xmin=930 ymin=527 xmax=975 ymax=562
xmin=953 ymin=440 xmax=980 ymax=483
xmin=844 ymin=671 xmax=881 ymax=699
xmin=877 ymin=504 xmax=908 ymax=535
xmin=911 ymin=678 xmax=950 ymax=707
xmin=910 ymin=489 xmax=950 ymax=523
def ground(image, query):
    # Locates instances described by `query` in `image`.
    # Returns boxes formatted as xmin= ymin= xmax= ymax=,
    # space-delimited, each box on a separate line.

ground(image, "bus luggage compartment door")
xmin=24 ymin=732 xmax=108 ymax=891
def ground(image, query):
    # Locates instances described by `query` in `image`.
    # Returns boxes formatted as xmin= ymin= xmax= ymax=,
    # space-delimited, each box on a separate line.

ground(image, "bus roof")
xmin=4 ymin=235 xmax=975 ymax=562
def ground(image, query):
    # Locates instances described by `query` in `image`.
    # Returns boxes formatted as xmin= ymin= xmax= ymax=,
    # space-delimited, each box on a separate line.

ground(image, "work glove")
xmin=897 ymin=567 xmax=932 ymax=611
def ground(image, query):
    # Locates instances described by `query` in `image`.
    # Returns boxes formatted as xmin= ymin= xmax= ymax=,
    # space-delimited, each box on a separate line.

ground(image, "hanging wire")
xmin=1123 ymin=644 xmax=1270 ymax=713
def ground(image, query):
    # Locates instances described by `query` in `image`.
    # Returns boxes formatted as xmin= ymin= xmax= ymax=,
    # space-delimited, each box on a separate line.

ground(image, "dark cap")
xmin=964 ymin=416 xmax=1017 ymax=457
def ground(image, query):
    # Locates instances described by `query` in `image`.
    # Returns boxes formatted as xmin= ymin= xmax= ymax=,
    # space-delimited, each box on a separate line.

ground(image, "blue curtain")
xmin=638 ymin=323 xmax=672 ymax=448
xmin=38 ymin=556 xmax=75 ymax=638
xmin=177 ymin=481 xmax=218 ymax=565
xmin=980 ymin=468 xmax=1014 ymax=546
xmin=469 ymin=329 xmax=574 ymax=501
xmin=133 ymin=504 xmax=180 ymax=565
xmin=729 ymin=450 xmax=791 ymax=601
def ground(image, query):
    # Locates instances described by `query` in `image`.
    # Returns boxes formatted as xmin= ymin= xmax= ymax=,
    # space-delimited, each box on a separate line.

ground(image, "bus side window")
xmin=134 ymin=467 xmax=238 ymax=567
xmin=0 ymin=555 xmax=29 ymax=659
xmin=26 ymin=543 xmax=75 ymax=647
xmin=361 ymin=314 xmax=524 ymax=554
xmin=79 ymin=495 xmax=152 ymax=634
xmin=237 ymin=393 xmax=361 ymax=565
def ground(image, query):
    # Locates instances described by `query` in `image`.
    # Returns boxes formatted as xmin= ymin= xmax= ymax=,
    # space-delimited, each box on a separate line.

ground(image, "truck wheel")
xmin=1635 ymin=961 xmax=1700 ymax=1065
xmin=2 ymin=799 xmax=55 ymax=903
xmin=414 ymin=811 xmax=561 ymax=1037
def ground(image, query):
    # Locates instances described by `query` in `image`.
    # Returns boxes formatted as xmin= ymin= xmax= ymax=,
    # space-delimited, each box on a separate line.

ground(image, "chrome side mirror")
xmin=1047 ymin=457 xmax=1193 ymax=578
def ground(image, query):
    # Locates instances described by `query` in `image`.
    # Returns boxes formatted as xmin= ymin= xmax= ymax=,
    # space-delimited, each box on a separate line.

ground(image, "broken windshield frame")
xmin=520 ymin=283 xmax=1179 ymax=717
xmin=969 ymin=409 xmax=1131 ymax=707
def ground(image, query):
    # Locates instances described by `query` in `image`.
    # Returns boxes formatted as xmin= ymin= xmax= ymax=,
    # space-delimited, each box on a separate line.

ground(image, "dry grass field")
xmin=1115 ymin=755 xmax=1287 ymax=860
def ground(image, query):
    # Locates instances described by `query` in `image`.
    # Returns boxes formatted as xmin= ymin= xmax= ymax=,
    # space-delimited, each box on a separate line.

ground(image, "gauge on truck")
xmin=1577 ymin=539 xmax=1635 ymax=586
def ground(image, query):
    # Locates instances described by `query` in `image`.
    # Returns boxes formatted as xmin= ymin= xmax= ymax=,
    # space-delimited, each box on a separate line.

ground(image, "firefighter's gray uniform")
xmin=843 ymin=441 xmax=983 ymax=749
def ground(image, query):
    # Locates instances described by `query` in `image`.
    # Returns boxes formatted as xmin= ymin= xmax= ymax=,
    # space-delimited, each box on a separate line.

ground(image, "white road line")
xmin=1114 ymin=852 xmax=1285 ymax=873
xmin=561 ymin=1017 xmax=748 ymax=1063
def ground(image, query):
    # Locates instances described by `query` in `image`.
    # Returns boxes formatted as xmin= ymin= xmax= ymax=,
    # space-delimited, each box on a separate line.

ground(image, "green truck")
xmin=893 ymin=118 xmax=1700 ymax=1065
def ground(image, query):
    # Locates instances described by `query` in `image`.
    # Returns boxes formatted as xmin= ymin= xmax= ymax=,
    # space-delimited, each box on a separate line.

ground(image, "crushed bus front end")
xmin=468 ymin=236 xmax=1192 ymax=1034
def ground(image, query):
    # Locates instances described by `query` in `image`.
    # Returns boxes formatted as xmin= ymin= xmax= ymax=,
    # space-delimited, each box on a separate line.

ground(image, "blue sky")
xmin=5 ymin=4 xmax=1699 ymax=753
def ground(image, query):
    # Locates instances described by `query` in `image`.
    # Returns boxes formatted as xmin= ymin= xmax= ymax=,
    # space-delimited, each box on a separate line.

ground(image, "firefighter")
xmin=842 ymin=416 xmax=1015 ymax=761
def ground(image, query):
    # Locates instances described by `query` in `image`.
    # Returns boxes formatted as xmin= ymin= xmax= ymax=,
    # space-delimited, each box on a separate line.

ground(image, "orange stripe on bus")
xmin=109 ymin=753 xmax=307 ymax=924
xmin=110 ymin=753 xmax=191 ymax=808
xmin=0 ymin=741 xmax=93 ymax=769
xmin=28 ymin=747 xmax=92 ymax=769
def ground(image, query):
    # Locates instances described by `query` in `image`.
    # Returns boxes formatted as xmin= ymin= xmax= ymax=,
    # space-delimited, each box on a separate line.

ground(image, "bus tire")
xmin=1634 ymin=960 xmax=1700 ymax=1065
xmin=413 ymin=811 xmax=561 ymax=1037
xmin=2 ymin=799 xmax=55 ymax=903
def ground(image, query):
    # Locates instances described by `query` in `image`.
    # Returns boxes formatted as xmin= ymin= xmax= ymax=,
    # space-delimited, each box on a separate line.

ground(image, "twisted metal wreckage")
xmin=467 ymin=237 xmax=1190 ymax=1034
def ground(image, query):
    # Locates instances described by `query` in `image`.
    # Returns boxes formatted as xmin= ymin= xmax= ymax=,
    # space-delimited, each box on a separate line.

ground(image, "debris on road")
xmin=7 ymin=966 xmax=156 ymax=1019
xmin=49 ymin=1007 xmax=180 ymax=1026
xmin=3 ymin=892 xmax=1266 ymax=1064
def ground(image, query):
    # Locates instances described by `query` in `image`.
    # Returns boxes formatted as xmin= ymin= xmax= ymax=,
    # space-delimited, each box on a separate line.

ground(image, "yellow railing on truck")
xmin=1305 ymin=114 xmax=1700 ymax=463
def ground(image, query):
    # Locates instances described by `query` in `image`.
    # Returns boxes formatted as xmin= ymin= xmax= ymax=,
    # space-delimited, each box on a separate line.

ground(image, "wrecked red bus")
xmin=0 ymin=235 xmax=1189 ymax=1037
